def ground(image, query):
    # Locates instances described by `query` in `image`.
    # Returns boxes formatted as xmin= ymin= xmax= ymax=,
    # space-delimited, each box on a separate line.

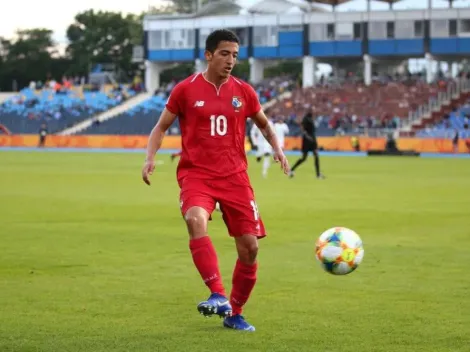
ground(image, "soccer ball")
xmin=315 ymin=227 xmax=364 ymax=275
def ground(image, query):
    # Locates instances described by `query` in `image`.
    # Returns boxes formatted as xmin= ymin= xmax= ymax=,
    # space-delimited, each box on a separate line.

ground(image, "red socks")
xmin=189 ymin=236 xmax=226 ymax=296
xmin=230 ymin=259 xmax=258 ymax=316
xmin=190 ymin=237 xmax=258 ymax=315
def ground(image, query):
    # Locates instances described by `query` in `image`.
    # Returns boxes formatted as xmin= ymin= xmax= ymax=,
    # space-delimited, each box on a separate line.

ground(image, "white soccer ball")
xmin=315 ymin=227 xmax=364 ymax=275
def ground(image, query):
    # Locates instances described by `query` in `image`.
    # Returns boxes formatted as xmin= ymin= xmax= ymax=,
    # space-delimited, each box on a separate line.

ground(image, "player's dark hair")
xmin=205 ymin=29 xmax=240 ymax=53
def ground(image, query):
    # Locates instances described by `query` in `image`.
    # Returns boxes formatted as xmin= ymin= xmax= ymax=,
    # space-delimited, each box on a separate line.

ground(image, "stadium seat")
xmin=0 ymin=86 xmax=136 ymax=134
xmin=415 ymin=101 xmax=470 ymax=138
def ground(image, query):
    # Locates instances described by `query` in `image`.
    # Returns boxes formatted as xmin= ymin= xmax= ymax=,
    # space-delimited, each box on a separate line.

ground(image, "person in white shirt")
xmin=250 ymin=118 xmax=287 ymax=178
xmin=250 ymin=121 xmax=263 ymax=162
xmin=274 ymin=118 xmax=289 ymax=150
xmin=250 ymin=118 xmax=274 ymax=178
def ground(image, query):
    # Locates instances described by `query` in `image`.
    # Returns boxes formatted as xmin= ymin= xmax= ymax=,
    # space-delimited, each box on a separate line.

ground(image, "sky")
xmin=0 ymin=0 xmax=467 ymax=46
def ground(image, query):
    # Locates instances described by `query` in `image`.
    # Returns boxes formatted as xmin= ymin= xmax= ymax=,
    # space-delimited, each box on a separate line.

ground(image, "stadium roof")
xmin=373 ymin=0 xmax=403 ymax=4
xmin=194 ymin=0 xmax=242 ymax=16
xmin=306 ymin=0 xmax=352 ymax=6
xmin=145 ymin=0 xmax=444 ymax=20
xmin=247 ymin=0 xmax=325 ymax=14
xmin=443 ymin=0 xmax=457 ymax=7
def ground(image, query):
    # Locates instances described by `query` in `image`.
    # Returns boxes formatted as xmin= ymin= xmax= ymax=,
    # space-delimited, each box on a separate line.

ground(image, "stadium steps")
xmin=400 ymin=81 xmax=470 ymax=135
xmin=262 ymin=91 xmax=292 ymax=110
xmin=408 ymin=91 xmax=470 ymax=133
xmin=57 ymin=92 xmax=153 ymax=135
xmin=413 ymin=91 xmax=470 ymax=131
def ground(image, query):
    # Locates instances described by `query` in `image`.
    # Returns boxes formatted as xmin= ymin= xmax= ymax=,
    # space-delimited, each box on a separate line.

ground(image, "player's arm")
xmin=251 ymin=110 xmax=290 ymax=174
xmin=145 ymin=108 xmax=177 ymax=161
xmin=142 ymin=108 xmax=177 ymax=185
xmin=251 ymin=111 xmax=279 ymax=150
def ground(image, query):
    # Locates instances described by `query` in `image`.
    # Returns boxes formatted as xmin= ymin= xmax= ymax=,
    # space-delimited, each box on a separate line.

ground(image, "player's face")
xmin=206 ymin=41 xmax=239 ymax=79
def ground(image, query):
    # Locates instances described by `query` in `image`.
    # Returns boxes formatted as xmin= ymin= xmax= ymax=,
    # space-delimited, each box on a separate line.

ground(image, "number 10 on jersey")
xmin=210 ymin=115 xmax=227 ymax=136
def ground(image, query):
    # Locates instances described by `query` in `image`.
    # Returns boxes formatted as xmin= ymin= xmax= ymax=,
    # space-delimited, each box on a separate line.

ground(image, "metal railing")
xmin=406 ymin=78 xmax=470 ymax=128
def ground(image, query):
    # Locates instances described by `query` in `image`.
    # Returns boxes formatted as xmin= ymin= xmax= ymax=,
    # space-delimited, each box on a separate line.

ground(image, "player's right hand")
xmin=274 ymin=149 xmax=290 ymax=175
xmin=142 ymin=159 xmax=155 ymax=186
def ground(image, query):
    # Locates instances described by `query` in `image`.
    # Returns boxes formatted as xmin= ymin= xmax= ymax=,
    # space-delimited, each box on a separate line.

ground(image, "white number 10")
xmin=210 ymin=115 xmax=227 ymax=136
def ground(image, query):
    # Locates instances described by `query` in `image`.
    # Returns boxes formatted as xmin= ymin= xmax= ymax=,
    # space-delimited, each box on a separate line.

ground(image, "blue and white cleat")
xmin=223 ymin=315 xmax=255 ymax=331
xmin=197 ymin=293 xmax=232 ymax=318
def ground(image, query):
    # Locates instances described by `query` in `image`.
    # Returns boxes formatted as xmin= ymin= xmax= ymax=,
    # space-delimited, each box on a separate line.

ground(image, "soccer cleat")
xmin=317 ymin=174 xmax=326 ymax=179
xmin=223 ymin=314 xmax=255 ymax=331
xmin=288 ymin=171 xmax=295 ymax=178
xmin=197 ymin=293 xmax=232 ymax=318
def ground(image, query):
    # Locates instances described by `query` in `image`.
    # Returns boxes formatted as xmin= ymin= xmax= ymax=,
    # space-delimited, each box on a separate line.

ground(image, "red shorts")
xmin=178 ymin=172 xmax=266 ymax=238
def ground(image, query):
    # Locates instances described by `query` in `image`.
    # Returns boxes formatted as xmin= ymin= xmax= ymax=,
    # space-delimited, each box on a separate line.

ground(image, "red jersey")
xmin=165 ymin=73 xmax=262 ymax=182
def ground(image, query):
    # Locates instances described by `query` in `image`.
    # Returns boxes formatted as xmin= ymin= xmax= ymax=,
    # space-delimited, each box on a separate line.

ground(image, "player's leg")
xmin=313 ymin=150 xmax=324 ymax=178
xmin=255 ymin=145 xmax=263 ymax=163
xmin=216 ymin=173 xmax=264 ymax=331
xmin=312 ymin=140 xmax=325 ymax=179
xmin=289 ymin=144 xmax=308 ymax=177
xmin=180 ymin=179 xmax=231 ymax=317
xmin=229 ymin=234 xmax=258 ymax=319
xmin=262 ymin=152 xmax=271 ymax=178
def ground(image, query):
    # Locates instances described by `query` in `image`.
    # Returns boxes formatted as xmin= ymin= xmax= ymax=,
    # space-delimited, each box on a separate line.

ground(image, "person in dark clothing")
xmin=385 ymin=132 xmax=399 ymax=152
xmin=289 ymin=112 xmax=324 ymax=179
xmin=38 ymin=124 xmax=48 ymax=148
xmin=452 ymin=129 xmax=459 ymax=153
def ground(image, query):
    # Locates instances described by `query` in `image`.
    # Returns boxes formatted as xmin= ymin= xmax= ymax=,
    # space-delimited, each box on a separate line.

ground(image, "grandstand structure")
xmin=1 ymin=0 xmax=469 ymax=147
xmin=143 ymin=0 xmax=469 ymax=90
xmin=137 ymin=0 xmax=470 ymax=138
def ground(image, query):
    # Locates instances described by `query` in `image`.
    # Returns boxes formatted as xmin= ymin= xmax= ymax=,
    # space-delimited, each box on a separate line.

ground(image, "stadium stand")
xmin=76 ymin=76 xmax=295 ymax=135
xmin=416 ymin=99 xmax=470 ymax=139
xmin=0 ymin=84 xmax=136 ymax=134
xmin=267 ymin=76 xmax=456 ymax=136
xmin=70 ymin=74 xmax=467 ymax=138
xmin=77 ymin=94 xmax=169 ymax=135
xmin=2 ymin=2 xmax=470 ymax=145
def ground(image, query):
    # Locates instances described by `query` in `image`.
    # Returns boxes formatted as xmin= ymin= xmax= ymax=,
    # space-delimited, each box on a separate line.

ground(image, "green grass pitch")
xmin=0 ymin=151 xmax=469 ymax=352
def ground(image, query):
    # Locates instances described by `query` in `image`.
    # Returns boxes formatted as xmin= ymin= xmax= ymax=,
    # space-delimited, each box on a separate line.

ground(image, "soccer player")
xmin=250 ymin=118 xmax=275 ymax=178
xmin=289 ymin=111 xmax=324 ymax=179
xmin=274 ymin=118 xmax=289 ymax=151
xmin=249 ymin=120 xmax=263 ymax=162
xmin=141 ymin=29 xmax=290 ymax=332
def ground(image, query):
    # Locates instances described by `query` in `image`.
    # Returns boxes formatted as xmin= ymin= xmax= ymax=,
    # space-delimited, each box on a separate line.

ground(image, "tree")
xmin=66 ymin=10 xmax=139 ymax=79
xmin=173 ymin=0 xmax=198 ymax=13
xmin=148 ymin=2 xmax=177 ymax=14
xmin=150 ymin=0 xmax=212 ymax=14
xmin=126 ymin=13 xmax=145 ymax=46
xmin=7 ymin=29 xmax=56 ymax=60
xmin=0 ymin=29 xmax=62 ymax=91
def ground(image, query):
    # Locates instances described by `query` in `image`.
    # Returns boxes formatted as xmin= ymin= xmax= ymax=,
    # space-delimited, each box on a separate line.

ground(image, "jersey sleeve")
xmin=165 ymin=82 xmax=185 ymax=116
xmin=245 ymin=84 xmax=262 ymax=117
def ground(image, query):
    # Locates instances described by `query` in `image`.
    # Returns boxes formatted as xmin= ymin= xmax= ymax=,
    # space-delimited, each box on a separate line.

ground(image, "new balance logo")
xmin=194 ymin=101 xmax=205 ymax=107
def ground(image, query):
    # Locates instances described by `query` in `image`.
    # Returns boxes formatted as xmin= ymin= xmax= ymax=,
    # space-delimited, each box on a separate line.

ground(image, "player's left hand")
xmin=142 ymin=159 xmax=155 ymax=186
xmin=273 ymin=150 xmax=290 ymax=175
